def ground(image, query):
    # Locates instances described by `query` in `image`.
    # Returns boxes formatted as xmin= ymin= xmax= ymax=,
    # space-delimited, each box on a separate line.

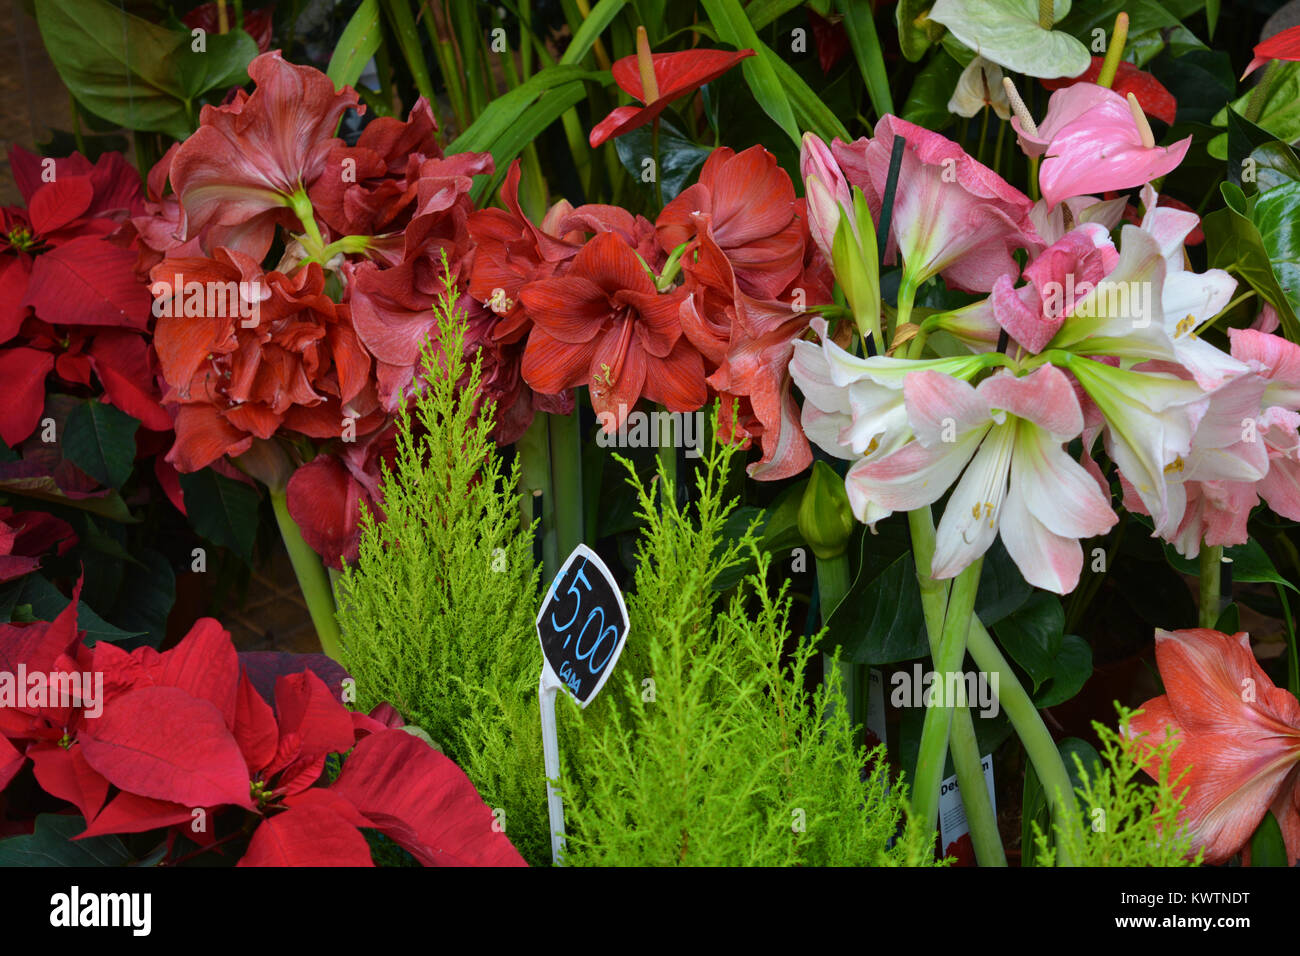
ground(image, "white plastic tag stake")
xmin=534 ymin=544 xmax=631 ymax=867
xmin=538 ymin=666 xmax=566 ymax=866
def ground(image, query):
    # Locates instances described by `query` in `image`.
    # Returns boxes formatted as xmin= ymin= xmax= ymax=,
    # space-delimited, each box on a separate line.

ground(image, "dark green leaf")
xmin=615 ymin=117 xmax=711 ymax=202
xmin=61 ymin=400 xmax=139 ymax=491
xmin=1032 ymin=634 xmax=1092 ymax=708
xmin=822 ymin=523 xmax=927 ymax=665
xmin=174 ymin=27 xmax=256 ymax=99
xmin=994 ymin=591 xmax=1064 ymax=689
xmin=1205 ymin=187 xmax=1300 ymax=341
xmin=1249 ymin=810 xmax=1288 ymax=866
xmin=36 ymin=0 xmax=193 ymax=140
xmin=0 ymin=815 xmax=132 ymax=866
xmin=1164 ymin=538 xmax=1299 ymax=593
xmin=0 ymin=574 xmax=145 ymax=644
xmin=1227 ymin=108 xmax=1284 ymax=191
xmin=179 ymin=468 xmax=261 ymax=564
xmin=901 ymin=50 xmax=962 ymax=132
xmin=975 ymin=539 xmax=1033 ymax=626
xmin=1251 ymin=181 xmax=1300 ymax=334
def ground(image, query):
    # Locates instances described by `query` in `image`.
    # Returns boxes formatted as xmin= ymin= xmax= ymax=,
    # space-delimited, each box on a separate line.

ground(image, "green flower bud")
xmin=797 ymin=461 xmax=855 ymax=560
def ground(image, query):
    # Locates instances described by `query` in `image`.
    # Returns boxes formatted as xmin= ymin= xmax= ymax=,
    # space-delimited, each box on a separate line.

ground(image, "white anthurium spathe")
xmin=789 ymin=317 xmax=998 ymax=462
xmin=929 ymin=0 xmax=1091 ymax=80
xmin=948 ymin=56 xmax=1012 ymax=119
xmin=844 ymin=364 xmax=1117 ymax=594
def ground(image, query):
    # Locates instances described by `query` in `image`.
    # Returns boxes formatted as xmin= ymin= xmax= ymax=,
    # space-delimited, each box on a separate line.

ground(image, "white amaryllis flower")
xmin=844 ymin=364 xmax=1117 ymax=594
xmin=788 ymin=317 xmax=997 ymax=462
xmin=1137 ymin=184 xmax=1245 ymax=390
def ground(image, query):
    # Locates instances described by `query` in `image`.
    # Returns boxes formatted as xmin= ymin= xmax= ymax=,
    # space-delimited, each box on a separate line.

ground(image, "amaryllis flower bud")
xmin=798 ymin=460 xmax=854 ymax=560
xmin=800 ymin=132 xmax=851 ymax=263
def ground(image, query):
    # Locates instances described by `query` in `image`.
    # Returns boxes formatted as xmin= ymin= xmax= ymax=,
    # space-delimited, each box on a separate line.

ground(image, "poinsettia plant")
xmin=0 ymin=583 xmax=524 ymax=866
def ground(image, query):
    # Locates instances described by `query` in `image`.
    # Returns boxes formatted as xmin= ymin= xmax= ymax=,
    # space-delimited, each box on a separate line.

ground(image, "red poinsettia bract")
xmin=0 ymin=592 xmax=526 ymax=866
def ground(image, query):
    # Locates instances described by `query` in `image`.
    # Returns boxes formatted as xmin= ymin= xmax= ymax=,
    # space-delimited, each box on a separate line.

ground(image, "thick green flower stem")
xmin=1199 ymin=544 xmax=1223 ymax=628
xmin=910 ymin=557 xmax=983 ymax=839
xmin=270 ymin=488 xmax=345 ymax=661
xmin=963 ymin=616 xmax=1080 ymax=866
xmin=657 ymin=405 xmax=678 ymax=506
xmin=548 ymin=408 xmax=585 ymax=561
xmin=518 ymin=413 xmax=558 ymax=581
xmin=906 ymin=509 xmax=1003 ymax=865
xmin=816 ymin=552 xmax=859 ymax=723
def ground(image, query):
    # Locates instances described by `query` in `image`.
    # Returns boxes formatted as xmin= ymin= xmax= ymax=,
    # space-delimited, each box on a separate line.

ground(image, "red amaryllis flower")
xmin=307 ymin=98 xmax=447 ymax=240
xmin=168 ymin=51 xmax=360 ymax=247
xmin=658 ymin=145 xmax=806 ymax=300
xmin=1041 ymin=57 xmax=1177 ymax=126
xmin=468 ymin=160 xmax=582 ymax=343
xmin=348 ymin=150 xmax=494 ymax=409
xmin=589 ymin=47 xmax=755 ymax=148
xmin=151 ymin=253 xmax=383 ymax=472
xmin=1129 ymin=628 xmax=1300 ymax=865
xmin=519 ymin=232 xmax=705 ymax=429
xmin=286 ymin=423 xmax=394 ymax=569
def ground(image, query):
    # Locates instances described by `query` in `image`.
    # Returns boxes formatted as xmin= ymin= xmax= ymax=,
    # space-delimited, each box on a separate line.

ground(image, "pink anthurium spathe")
xmin=1129 ymin=628 xmax=1300 ymax=865
xmin=844 ymin=364 xmax=1117 ymax=594
xmin=1012 ymin=84 xmax=1191 ymax=209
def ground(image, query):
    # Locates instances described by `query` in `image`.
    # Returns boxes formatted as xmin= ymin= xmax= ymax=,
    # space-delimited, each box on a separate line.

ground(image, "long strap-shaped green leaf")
xmin=701 ymin=0 xmax=801 ymax=145
xmin=449 ymin=64 xmax=607 ymax=153
xmin=327 ymin=0 xmax=383 ymax=91
xmin=380 ymin=0 xmax=435 ymax=104
xmin=836 ymin=0 xmax=893 ymax=120
xmin=561 ymin=0 xmax=628 ymax=65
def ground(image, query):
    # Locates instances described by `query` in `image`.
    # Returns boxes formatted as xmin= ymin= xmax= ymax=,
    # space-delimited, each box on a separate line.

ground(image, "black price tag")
xmin=536 ymin=545 xmax=629 ymax=707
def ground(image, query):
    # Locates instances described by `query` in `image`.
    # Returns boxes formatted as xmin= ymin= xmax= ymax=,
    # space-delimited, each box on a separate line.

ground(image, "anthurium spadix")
xmin=844 ymin=364 xmax=1117 ymax=594
xmin=789 ymin=317 xmax=999 ymax=465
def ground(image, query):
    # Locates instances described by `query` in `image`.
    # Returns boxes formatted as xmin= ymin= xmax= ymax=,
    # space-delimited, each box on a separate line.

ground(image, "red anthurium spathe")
xmin=657 ymin=145 xmax=806 ymax=300
xmin=1244 ymin=24 xmax=1300 ymax=78
xmin=168 ymin=51 xmax=360 ymax=241
xmin=519 ymin=232 xmax=706 ymax=430
xmin=1041 ymin=57 xmax=1177 ymax=126
xmin=589 ymin=46 xmax=755 ymax=148
xmin=1129 ymin=628 xmax=1300 ymax=865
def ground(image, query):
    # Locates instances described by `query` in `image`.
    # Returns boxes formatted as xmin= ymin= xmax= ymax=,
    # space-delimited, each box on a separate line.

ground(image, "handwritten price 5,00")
xmin=549 ymin=558 xmax=620 ymax=678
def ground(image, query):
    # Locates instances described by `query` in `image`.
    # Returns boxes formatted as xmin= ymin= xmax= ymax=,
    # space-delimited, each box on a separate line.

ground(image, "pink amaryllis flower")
xmin=845 ymin=364 xmax=1117 ymax=594
xmin=168 ymin=51 xmax=361 ymax=244
xmin=830 ymin=116 xmax=1039 ymax=294
xmin=1129 ymin=628 xmax=1300 ymax=865
xmin=1012 ymin=84 xmax=1192 ymax=210
xmin=589 ymin=44 xmax=754 ymax=148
